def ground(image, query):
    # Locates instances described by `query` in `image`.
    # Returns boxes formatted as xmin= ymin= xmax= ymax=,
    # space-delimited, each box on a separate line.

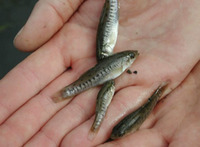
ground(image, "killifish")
xmin=89 ymin=80 xmax=115 ymax=140
xmin=110 ymin=82 xmax=168 ymax=139
xmin=96 ymin=0 xmax=119 ymax=61
xmin=52 ymin=50 xmax=139 ymax=102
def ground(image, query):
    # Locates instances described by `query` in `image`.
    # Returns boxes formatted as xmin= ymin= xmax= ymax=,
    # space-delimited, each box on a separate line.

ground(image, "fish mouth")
xmin=134 ymin=50 xmax=139 ymax=57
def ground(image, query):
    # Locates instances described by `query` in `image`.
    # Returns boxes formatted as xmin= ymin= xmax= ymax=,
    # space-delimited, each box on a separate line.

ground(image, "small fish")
xmin=96 ymin=0 xmax=119 ymax=61
xmin=110 ymin=82 xmax=168 ymax=139
xmin=52 ymin=50 xmax=139 ymax=102
xmin=89 ymin=80 xmax=115 ymax=140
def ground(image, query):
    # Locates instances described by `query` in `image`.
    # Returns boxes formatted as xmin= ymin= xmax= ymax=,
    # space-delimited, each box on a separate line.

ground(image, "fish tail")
xmin=88 ymin=114 xmax=102 ymax=140
xmin=52 ymin=90 xmax=65 ymax=103
xmin=88 ymin=126 xmax=99 ymax=141
xmin=160 ymin=81 xmax=169 ymax=89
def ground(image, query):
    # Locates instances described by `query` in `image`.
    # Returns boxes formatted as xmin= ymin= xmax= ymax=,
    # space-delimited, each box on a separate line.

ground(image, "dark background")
xmin=0 ymin=0 xmax=37 ymax=79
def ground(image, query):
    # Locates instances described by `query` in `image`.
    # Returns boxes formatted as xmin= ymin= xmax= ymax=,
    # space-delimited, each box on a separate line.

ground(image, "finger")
xmin=0 ymin=58 xmax=96 ymax=147
xmin=98 ymin=129 xmax=167 ymax=147
xmin=24 ymin=88 xmax=99 ymax=147
xmin=60 ymin=85 xmax=162 ymax=146
xmin=169 ymin=100 xmax=200 ymax=147
xmin=0 ymin=36 xmax=67 ymax=125
xmin=14 ymin=0 xmax=83 ymax=51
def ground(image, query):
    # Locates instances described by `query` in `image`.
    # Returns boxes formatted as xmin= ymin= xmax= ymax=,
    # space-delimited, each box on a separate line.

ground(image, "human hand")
xmin=100 ymin=61 xmax=200 ymax=147
xmin=0 ymin=0 xmax=199 ymax=146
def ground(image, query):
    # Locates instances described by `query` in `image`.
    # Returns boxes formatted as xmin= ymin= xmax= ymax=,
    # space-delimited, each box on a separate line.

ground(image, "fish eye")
xmin=129 ymin=53 xmax=134 ymax=59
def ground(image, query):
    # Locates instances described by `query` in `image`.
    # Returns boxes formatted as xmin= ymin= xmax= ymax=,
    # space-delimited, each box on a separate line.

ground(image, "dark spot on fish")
xmin=96 ymin=73 xmax=100 ymax=77
xmin=92 ymin=76 xmax=96 ymax=81
xmin=88 ymin=79 xmax=92 ymax=83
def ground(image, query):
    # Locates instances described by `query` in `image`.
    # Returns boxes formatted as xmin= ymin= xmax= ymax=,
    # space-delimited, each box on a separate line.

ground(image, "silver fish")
xmin=96 ymin=0 xmax=119 ymax=61
xmin=90 ymin=80 xmax=115 ymax=134
xmin=110 ymin=82 xmax=168 ymax=139
xmin=53 ymin=50 xmax=139 ymax=102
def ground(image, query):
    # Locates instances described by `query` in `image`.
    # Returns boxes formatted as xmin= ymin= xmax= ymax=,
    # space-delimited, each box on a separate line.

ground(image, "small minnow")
xmin=110 ymin=82 xmax=168 ymax=139
xmin=52 ymin=50 xmax=139 ymax=102
xmin=89 ymin=80 xmax=115 ymax=140
xmin=96 ymin=0 xmax=119 ymax=61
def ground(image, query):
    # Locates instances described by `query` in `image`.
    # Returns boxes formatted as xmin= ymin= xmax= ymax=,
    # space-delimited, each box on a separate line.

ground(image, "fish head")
xmin=110 ymin=123 xmax=127 ymax=139
xmin=120 ymin=50 xmax=139 ymax=68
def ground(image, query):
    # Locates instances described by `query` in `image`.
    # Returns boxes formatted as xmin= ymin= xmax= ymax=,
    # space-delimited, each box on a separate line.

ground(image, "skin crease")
xmin=0 ymin=0 xmax=199 ymax=146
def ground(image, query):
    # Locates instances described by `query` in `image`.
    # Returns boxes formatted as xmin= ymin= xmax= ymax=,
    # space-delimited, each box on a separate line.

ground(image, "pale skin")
xmin=0 ymin=0 xmax=200 ymax=146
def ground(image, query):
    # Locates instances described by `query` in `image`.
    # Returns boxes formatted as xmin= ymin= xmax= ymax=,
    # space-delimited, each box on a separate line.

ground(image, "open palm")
xmin=0 ymin=0 xmax=199 ymax=146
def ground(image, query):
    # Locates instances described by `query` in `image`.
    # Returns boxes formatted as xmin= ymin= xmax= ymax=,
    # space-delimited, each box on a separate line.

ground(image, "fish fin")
xmin=52 ymin=89 xmax=74 ymax=103
xmin=51 ymin=90 xmax=65 ymax=103
xmin=52 ymin=96 xmax=64 ymax=103
xmin=88 ymin=127 xmax=99 ymax=141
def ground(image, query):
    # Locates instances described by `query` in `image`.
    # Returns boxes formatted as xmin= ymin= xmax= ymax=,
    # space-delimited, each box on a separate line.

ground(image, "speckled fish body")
xmin=90 ymin=80 xmax=115 ymax=133
xmin=53 ymin=50 xmax=139 ymax=102
xmin=110 ymin=82 xmax=168 ymax=139
xmin=96 ymin=0 xmax=119 ymax=61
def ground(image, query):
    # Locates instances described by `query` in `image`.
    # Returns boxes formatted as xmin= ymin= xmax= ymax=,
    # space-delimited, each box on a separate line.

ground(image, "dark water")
xmin=0 ymin=0 xmax=37 ymax=79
